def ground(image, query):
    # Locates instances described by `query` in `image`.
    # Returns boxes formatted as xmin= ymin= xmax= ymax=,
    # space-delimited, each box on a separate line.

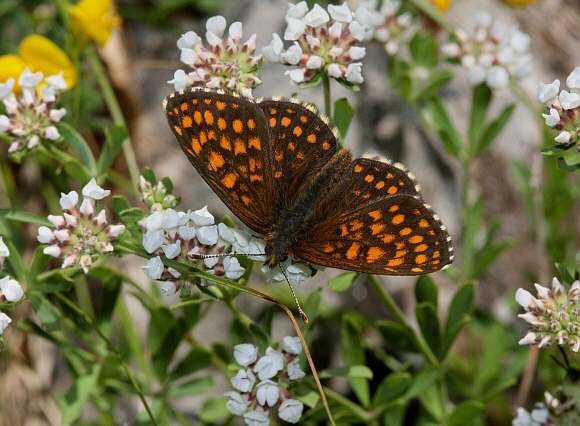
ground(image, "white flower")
xmin=217 ymin=223 xmax=235 ymax=243
xmin=142 ymin=256 xmax=164 ymax=279
xmin=285 ymin=69 xmax=305 ymax=83
xmin=224 ymin=257 xmax=245 ymax=279
xmin=0 ymin=78 xmax=14 ymax=99
xmin=286 ymin=262 xmax=311 ymax=284
xmin=287 ymin=358 xmax=306 ymax=380
xmin=82 ymin=178 xmax=111 ymax=200
xmin=178 ymin=225 xmax=196 ymax=241
xmin=284 ymin=17 xmax=306 ymax=41
xmin=224 ymin=391 xmax=248 ymax=416
xmin=246 ymin=237 xmax=266 ymax=261
xmin=206 ymin=15 xmax=227 ymax=37
xmin=143 ymin=230 xmax=165 ymax=253
xmin=234 ymin=343 xmax=258 ymax=366
xmin=262 ymin=34 xmax=283 ymax=63
xmin=0 ymin=237 xmax=9 ymax=259
xmin=43 ymin=126 xmax=60 ymax=140
xmin=530 ymin=405 xmax=549 ymax=423
xmin=555 ymin=131 xmax=572 ymax=144
xmin=0 ymin=115 xmax=9 ymax=133
xmin=230 ymin=368 xmax=256 ymax=393
xmin=486 ymin=66 xmax=509 ymax=89
xmin=348 ymin=20 xmax=367 ymax=42
xmin=327 ymin=63 xmax=342 ymax=78
xmin=566 ymin=66 xmax=580 ymax=89
xmin=203 ymin=256 xmax=219 ymax=268
xmin=197 ymin=225 xmax=219 ymax=245
xmin=278 ymin=399 xmax=304 ymax=423
xmin=79 ymin=198 xmax=94 ymax=216
xmin=538 ymin=79 xmax=560 ymax=104
xmin=510 ymin=30 xmax=530 ymax=53
xmin=162 ymin=241 xmax=181 ymax=259
xmin=303 ymin=4 xmax=330 ymax=27
xmin=305 ymin=55 xmax=323 ymax=69
xmin=49 ymin=108 xmax=67 ymax=122
xmin=542 ymin=108 xmax=560 ymax=127
xmin=161 ymin=208 xmax=180 ymax=230
xmin=287 ymin=1 xmax=309 ymax=20
xmin=253 ymin=348 xmax=284 ymax=380
xmin=345 ymin=62 xmax=363 ymax=84
xmin=229 ymin=21 xmax=243 ymax=40
xmin=281 ymin=43 xmax=303 ymax=65
xmin=348 ymin=46 xmax=366 ymax=61
xmin=190 ymin=206 xmax=214 ymax=226
xmin=45 ymin=73 xmax=67 ymax=90
xmin=518 ymin=331 xmax=538 ymax=346
xmin=37 ymin=226 xmax=54 ymax=244
xmin=19 ymin=68 xmax=43 ymax=88
xmin=255 ymin=380 xmax=280 ymax=406
xmin=43 ymin=245 xmax=61 ymax=257
xmin=328 ymin=21 xmax=343 ymax=39
xmin=161 ymin=281 xmax=178 ymax=295
xmin=0 ymin=276 xmax=23 ymax=302
xmin=59 ymin=191 xmax=79 ymax=210
xmin=559 ymin=90 xmax=580 ymax=110
xmin=281 ymin=336 xmax=302 ymax=354
xmin=0 ymin=312 xmax=11 ymax=334
xmin=441 ymin=43 xmax=460 ymax=58
xmin=243 ymin=410 xmax=270 ymax=426
xmin=169 ymin=69 xmax=188 ymax=91
xmin=515 ymin=288 xmax=533 ymax=308
xmin=467 ymin=65 xmax=487 ymax=86
xmin=328 ymin=3 xmax=352 ymax=23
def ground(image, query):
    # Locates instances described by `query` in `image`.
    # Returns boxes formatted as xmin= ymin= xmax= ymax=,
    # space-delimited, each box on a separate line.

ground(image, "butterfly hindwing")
xmin=291 ymin=194 xmax=453 ymax=275
xmin=257 ymin=98 xmax=338 ymax=208
xmin=164 ymin=89 xmax=276 ymax=235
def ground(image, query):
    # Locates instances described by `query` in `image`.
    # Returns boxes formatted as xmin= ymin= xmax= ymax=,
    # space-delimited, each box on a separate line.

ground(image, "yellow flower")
xmin=430 ymin=0 xmax=451 ymax=11
xmin=67 ymin=0 xmax=122 ymax=46
xmin=501 ymin=0 xmax=543 ymax=5
xmin=0 ymin=35 xmax=77 ymax=90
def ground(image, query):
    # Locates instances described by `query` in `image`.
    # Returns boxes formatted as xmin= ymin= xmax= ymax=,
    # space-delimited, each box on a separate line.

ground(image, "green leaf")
xmin=333 ymin=98 xmax=355 ymax=139
xmin=29 ymin=292 xmax=61 ymax=331
xmin=318 ymin=365 xmax=373 ymax=379
xmin=341 ymin=315 xmax=370 ymax=407
xmin=462 ymin=197 xmax=483 ymax=277
xmin=472 ymin=222 xmax=512 ymax=278
xmin=440 ymin=314 xmax=470 ymax=358
xmin=60 ymin=363 xmax=102 ymax=424
xmin=409 ymin=32 xmax=438 ymax=68
xmin=445 ymin=282 xmax=475 ymax=333
xmin=541 ymin=143 xmax=575 ymax=155
xmin=198 ymin=398 xmax=229 ymax=423
xmin=168 ymin=347 xmax=211 ymax=383
xmin=28 ymin=246 xmax=52 ymax=281
xmin=161 ymin=176 xmax=174 ymax=194
xmin=328 ymin=271 xmax=358 ymax=292
xmin=415 ymin=302 xmax=441 ymax=357
xmin=142 ymin=167 xmax=156 ymax=184
xmin=468 ymin=83 xmax=492 ymax=146
xmin=426 ymin=97 xmax=463 ymax=158
xmin=447 ymin=400 xmax=486 ymax=426
xmin=372 ymin=372 xmax=412 ymax=410
xmin=298 ymin=70 xmax=324 ymax=89
xmin=57 ymin=122 xmax=97 ymax=173
xmin=112 ymin=194 xmax=131 ymax=214
xmin=557 ymin=154 xmax=580 ymax=171
xmin=0 ymin=209 xmax=51 ymax=227
xmin=377 ymin=320 xmax=420 ymax=352
xmin=63 ymin=160 xmax=91 ymax=183
xmin=97 ymin=125 xmax=128 ymax=174
xmin=413 ymin=69 xmax=453 ymax=101
xmin=167 ymin=376 xmax=214 ymax=398
xmin=471 ymin=103 xmax=515 ymax=158
xmin=399 ymin=366 xmax=440 ymax=402
xmin=415 ymin=275 xmax=438 ymax=306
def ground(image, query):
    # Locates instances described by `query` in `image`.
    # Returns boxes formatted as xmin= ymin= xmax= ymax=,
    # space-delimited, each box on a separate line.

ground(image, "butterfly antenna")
xmin=279 ymin=265 xmax=309 ymax=324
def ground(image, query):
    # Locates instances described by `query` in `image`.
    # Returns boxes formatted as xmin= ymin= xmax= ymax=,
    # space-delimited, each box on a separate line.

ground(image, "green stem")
xmin=86 ymin=44 xmax=140 ymax=196
xmin=323 ymin=73 xmax=332 ymax=120
xmin=53 ymin=291 xmax=158 ymax=425
xmin=366 ymin=274 xmax=440 ymax=366
xmin=322 ymin=385 xmax=373 ymax=422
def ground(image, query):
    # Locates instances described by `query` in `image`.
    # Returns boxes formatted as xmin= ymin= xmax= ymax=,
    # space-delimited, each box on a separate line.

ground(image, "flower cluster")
xmin=516 ymin=277 xmax=580 ymax=352
xmin=169 ymin=16 xmax=262 ymax=98
xmin=225 ymin=337 xmax=306 ymax=425
xmin=141 ymin=205 xmax=246 ymax=294
xmin=360 ymin=0 xmax=413 ymax=55
xmin=0 ymin=237 xmax=25 ymax=336
xmin=441 ymin=12 xmax=532 ymax=89
xmin=138 ymin=175 xmax=179 ymax=213
xmin=0 ymin=69 xmax=67 ymax=156
xmin=538 ymin=67 xmax=580 ymax=150
xmin=37 ymin=179 xmax=125 ymax=273
xmin=513 ymin=403 xmax=555 ymax=426
xmin=262 ymin=2 xmax=372 ymax=86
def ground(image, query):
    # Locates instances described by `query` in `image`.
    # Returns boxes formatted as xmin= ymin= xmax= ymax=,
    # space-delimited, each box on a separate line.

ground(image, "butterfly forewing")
xmin=257 ymin=99 xmax=338 ymax=207
xmin=292 ymin=194 xmax=453 ymax=275
xmin=165 ymin=89 xmax=276 ymax=235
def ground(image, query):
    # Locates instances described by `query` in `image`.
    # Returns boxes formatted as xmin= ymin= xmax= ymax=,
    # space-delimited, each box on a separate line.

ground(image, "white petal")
xmin=224 ymin=257 xmax=245 ymax=279
xmin=515 ymin=288 xmax=533 ymax=308
xmin=303 ymin=4 xmax=330 ymax=27
xmin=197 ymin=225 xmax=218 ymax=245
xmin=49 ymin=108 xmax=67 ymax=122
xmin=0 ymin=78 xmax=14 ymax=99
xmin=217 ymin=223 xmax=235 ymax=243
xmin=567 ymin=66 xmax=580 ymax=89
xmin=228 ymin=21 xmax=243 ymax=40
xmin=286 ymin=1 xmax=309 ymax=20
xmin=143 ymin=230 xmax=165 ymax=253
xmin=18 ymin=68 xmax=43 ymax=89
xmin=178 ymin=225 xmax=196 ymax=240
xmin=82 ymin=178 xmax=111 ymax=200
xmin=45 ymin=73 xmax=67 ymax=90
xmin=0 ymin=115 xmax=9 ymax=133
xmin=345 ymin=62 xmax=363 ymax=84
xmin=180 ymin=48 xmax=198 ymax=66
xmin=486 ymin=66 xmax=509 ymax=89
xmin=79 ymin=198 xmax=94 ymax=216
xmin=348 ymin=46 xmax=366 ymax=60
xmin=190 ymin=206 xmax=214 ymax=226
xmin=284 ymin=17 xmax=306 ymax=41
xmin=328 ymin=3 xmax=352 ymax=23
xmin=262 ymin=34 xmax=283 ymax=63
xmin=145 ymin=211 xmax=164 ymax=232
xmin=0 ymin=277 xmax=23 ymax=302
xmin=538 ymin=79 xmax=560 ymax=104
xmin=287 ymin=358 xmax=306 ymax=380
xmin=305 ymin=55 xmax=323 ymax=69
xmin=224 ymin=391 xmax=248 ymax=416
xmin=281 ymin=42 xmax=302 ymax=65
xmin=206 ymin=15 xmax=227 ymax=37
xmin=142 ymin=256 xmax=164 ymax=279
xmin=467 ymin=65 xmax=487 ymax=86
xmin=542 ymin=108 xmax=560 ymax=127
xmin=255 ymin=379 xmax=279 ymax=406
xmin=44 ymin=125 xmax=60 ymax=140
xmin=285 ymin=69 xmax=304 ymax=83
xmin=168 ymin=69 xmax=188 ymax=91
xmin=555 ymin=130 xmax=572 ymax=144
xmin=559 ymin=90 xmax=580 ymax=110
xmin=326 ymin=63 xmax=342 ymax=78
xmin=37 ymin=226 xmax=54 ymax=244
xmin=59 ymin=191 xmax=79 ymax=210
xmin=0 ymin=312 xmax=11 ymax=334
xmin=230 ymin=368 xmax=256 ymax=393
xmin=242 ymin=410 xmax=270 ymax=426
xmin=278 ymin=399 xmax=304 ymax=423
xmin=234 ymin=343 xmax=258 ymax=366
xmin=177 ymin=31 xmax=200 ymax=49
xmin=162 ymin=241 xmax=181 ymax=259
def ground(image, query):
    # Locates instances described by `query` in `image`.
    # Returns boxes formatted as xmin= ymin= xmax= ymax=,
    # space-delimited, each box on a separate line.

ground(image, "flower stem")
xmin=86 ymin=44 xmax=140 ymax=196
xmin=366 ymin=274 xmax=440 ymax=366
xmin=323 ymin=73 xmax=332 ymax=120
xmin=54 ymin=291 xmax=158 ymax=425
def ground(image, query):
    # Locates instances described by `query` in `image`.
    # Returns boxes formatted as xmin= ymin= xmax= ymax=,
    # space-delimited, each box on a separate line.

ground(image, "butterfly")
xmin=164 ymin=88 xmax=453 ymax=275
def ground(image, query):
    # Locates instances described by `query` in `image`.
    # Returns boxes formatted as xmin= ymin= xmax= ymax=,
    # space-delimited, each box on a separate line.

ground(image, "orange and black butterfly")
xmin=164 ymin=88 xmax=453 ymax=275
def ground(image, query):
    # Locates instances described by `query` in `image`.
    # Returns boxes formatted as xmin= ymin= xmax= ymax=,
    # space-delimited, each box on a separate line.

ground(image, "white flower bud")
xmin=326 ymin=63 xmax=342 ymax=78
xmin=230 ymin=368 xmax=256 ymax=393
xmin=255 ymin=379 xmax=279 ymax=406
xmin=168 ymin=69 xmax=188 ymax=91
xmin=328 ymin=3 xmax=352 ymax=22
xmin=206 ymin=15 xmax=227 ymax=37
xmin=234 ymin=343 xmax=258 ymax=366
xmin=542 ymin=108 xmax=560 ymax=127
xmin=224 ymin=256 xmax=245 ymax=279
xmin=284 ymin=17 xmax=306 ymax=41
xmin=559 ymin=90 xmax=580 ymax=110
xmin=82 ymin=178 xmax=111 ymax=200
xmin=197 ymin=225 xmax=219 ymax=245
xmin=281 ymin=42 xmax=303 ymax=65
xmin=224 ymin=391 xmax=248 ymax=416
xmin=555 ymin=131 xmax=572 ymax=144
xmin=0 ymin=276 xmax=23 ymax=302
xmin=190 ymin=206 xmax=214 ymax=226
xmin=177 ymin=31 xmax=200 ymax=50
xmin=262 ymin=34 xmax=283 ymax=63
xmin=59 ymin=191 xmax=79 ymax=210
xmin=285 ymin=69 xmax=305 ymax=84
xmin=305 ymin=55 xmax=323 ymax=69
xmin=278 ymin=399 xmax=304 ymax=423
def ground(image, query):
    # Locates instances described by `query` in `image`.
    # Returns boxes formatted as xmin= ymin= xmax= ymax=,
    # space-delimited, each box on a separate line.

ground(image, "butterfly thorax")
xmin=263 ymin=149 xmax=353 ymax=268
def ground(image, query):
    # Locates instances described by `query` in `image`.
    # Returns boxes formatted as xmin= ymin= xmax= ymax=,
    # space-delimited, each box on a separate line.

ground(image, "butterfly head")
xmin=263 ymin=244 xmax=288 ymax=269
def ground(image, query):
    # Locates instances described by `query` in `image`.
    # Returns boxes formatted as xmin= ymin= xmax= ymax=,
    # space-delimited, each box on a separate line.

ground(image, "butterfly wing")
xmin=291 ymin=158 xmax=453 ymax=275
xmin=256 ymin=98 xmax=339 ymax=207
xmin=164 ymin=89 xmax=276 ymax=235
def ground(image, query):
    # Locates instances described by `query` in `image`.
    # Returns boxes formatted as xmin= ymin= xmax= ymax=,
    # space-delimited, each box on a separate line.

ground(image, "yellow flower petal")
xmin=19 ymin=35 xmax=77 ymax=89
xmin=501 ymin=0 xmax=542 ymax=5
xmin=67 ymin=0 xmax=122 ymax=46
xmin=0 ymin=55 xmax=27 ymax=87
xmin=430 ymin=0 xmax=452 ymax=10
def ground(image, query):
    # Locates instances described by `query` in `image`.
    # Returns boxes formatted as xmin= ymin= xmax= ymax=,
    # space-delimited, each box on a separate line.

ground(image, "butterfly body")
xmin=164 ymin=88 xmax=453 ymax=275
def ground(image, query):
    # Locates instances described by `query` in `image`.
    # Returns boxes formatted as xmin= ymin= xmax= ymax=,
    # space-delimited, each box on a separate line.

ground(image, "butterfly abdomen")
xmin=264 ymin=149 xmax=352 ymax=267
